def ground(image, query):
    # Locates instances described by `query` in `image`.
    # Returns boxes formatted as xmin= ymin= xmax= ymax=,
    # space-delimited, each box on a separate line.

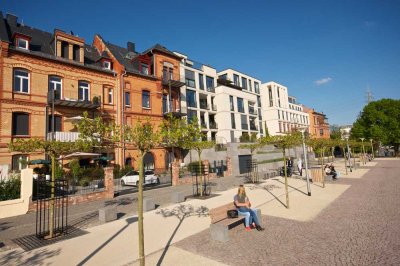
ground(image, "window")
xmin=142 ymin=90 xmax=150 ymax=108
xmin=257 ymin=96 xmax=261 ymax=108
xmin=13 ymin=69 xmax=29 ymax=93
xmin=140 ymin=63 xmax=149 ymax=75
xmin=254 ymin=82 xmax=260 ymax=93
xmin=107 ymin=88 xmax=113 ymax=104
xmin=278 ymin=110 xmax=280 ymax=120
xmin=268 ymin=86 xmax=273 ymax=107
xmin=61 ymin=41 xmax=69 ymax=59
xmin=187 ymin=110 xmax=197 ymax=123
xmin=78 ymin=81 xmax=90 ymax=101
xmin=231 ymin=113 xmax=236 ymax=129
xmin=185 ymin=69 xmax=195 ymax=88
xmin=49 ymin=76 xmax=62 ymax=100
xmin=12 ymin=154 xmax=28 ymax=171
xmin=230 ymin=96 xmax=234 ymax=111
xmin=241 ymin=114 xmax=248 ymax=130
xmin=199 ymin=73 xmax=204 ymax=90
xmin=206 ymin=76 xmax=214 ymax=91
xmin=163 ymin=66 xmax=174 ymax=82
xmin=73 ymin=45 xmax=80 ymax=61
xmin=103 ymin=61 xmax=111 ymax=70
xmin=248 ymin=80 xmax=252 ymax=92
xmin=12 ymin=112 xmax=29 ymax=136
xmin=219 ymin=74 xmax=227 ymax=80
xmin=233 ymin=74 xmax=240 ymax=86
xmin=48 ymin=115 xmax=62 ymax=132
xmin=17 ymin=38 xmax=28 ymax=50
xmin=237 ymin=98 xmax=244 ymax=113
xmin=125 ymin=91 xmax=131 ymax=106
xmin=259 ymin=122 xmax=263 ymax=134
xmin=186 ymin=89 xmax=197 ymax=108
xmin=241 ymin=77 xmax=247 ymax=90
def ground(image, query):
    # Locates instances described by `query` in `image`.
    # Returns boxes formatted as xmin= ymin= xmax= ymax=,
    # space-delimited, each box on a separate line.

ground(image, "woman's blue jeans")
xmin=237 ymin=207 xmax=260 ymax=227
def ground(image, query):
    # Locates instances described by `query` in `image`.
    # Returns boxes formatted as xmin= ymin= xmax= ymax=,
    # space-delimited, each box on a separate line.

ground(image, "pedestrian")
xmin=297 ymin=158 xmax=303 ymax=176
xmin=234 ymin=185 xmax=264 ymax=231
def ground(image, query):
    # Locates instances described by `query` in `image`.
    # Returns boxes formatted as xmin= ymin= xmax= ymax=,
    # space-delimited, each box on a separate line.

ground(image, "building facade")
xmin=303 ymin=106 xmax=330 ymax=139
xmin=260 ymin=81 xmax=310 ymax=135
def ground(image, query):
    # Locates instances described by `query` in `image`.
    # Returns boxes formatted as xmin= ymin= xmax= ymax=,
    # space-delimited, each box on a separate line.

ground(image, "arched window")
xmin=143 ymin=152 xmax=155 ymax=170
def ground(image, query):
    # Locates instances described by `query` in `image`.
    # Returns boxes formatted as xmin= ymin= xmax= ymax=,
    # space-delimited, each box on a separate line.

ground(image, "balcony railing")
xmin=248 ymin=106 xmax=257 ymax=115
xmin=199 ymin=102 xmax=209 ymax=110
xmin=47 ymin=131 xmax=80 ymax=142
xmin=241 ymin=123 xmax=249 ymax=130
xmin=250 ymin=124 xmax=258 ymax=131
xmin=161 ymin=74 xmax=185 ymax=88
xmin=209 ymin=122 xmax=218 ymax=129
xmin=48 ymin=94 xmax=101 ymax=109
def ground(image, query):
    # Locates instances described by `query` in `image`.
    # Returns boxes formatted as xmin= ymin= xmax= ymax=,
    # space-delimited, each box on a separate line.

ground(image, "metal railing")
xmin=47 ymin=132 xmax=80 ymax=142
xmin=209 ymin=122 xmax=218 ymax=129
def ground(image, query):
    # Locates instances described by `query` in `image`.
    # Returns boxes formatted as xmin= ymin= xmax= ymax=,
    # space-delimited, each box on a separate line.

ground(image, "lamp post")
xmin=340 ymin=127 xmax=352 ymax=172
xmin=370 ymin=139 xmax=374 ymax=159
xmin=360 ymin=138 xmax=366 ymax=165
xmin=299 ymin=127 xmax=311 ymax=196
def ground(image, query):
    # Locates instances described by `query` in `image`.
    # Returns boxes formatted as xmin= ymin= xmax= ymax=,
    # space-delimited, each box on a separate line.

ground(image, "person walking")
xmin=234 ymin=185 xmax=264 ymax=231
xmin=297 ymin=158 xmax=303 ymax=176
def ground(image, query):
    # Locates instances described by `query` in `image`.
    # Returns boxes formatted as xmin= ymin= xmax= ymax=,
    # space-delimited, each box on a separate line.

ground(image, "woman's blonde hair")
xmin=238 ymin=185 xmax=246 ymax=197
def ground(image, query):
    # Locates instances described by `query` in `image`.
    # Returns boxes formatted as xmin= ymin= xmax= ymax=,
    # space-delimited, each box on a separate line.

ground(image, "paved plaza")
xmin=0 ymin=158 xmax=399 ymax=265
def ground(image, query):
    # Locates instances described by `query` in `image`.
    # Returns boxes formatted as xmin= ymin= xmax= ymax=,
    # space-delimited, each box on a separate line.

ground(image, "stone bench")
xmin=209 ymin=202 xmax=261 ymax=242
xmin=99 ymin=206 xmax=117 ymax=223
xmin=171 ymin=191 xmax=186 ymax=203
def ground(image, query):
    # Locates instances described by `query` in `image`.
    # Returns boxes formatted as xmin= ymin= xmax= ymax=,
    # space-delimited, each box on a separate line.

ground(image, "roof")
xmin=0 ymin=12 xmax=112 ymax=74
xmin=143 ymin=43 xmax=183 ymax=60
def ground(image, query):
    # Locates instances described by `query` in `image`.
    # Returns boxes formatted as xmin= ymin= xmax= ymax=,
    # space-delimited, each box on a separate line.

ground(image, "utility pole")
xmin=366 ymin=86 xmax=374 ymax=104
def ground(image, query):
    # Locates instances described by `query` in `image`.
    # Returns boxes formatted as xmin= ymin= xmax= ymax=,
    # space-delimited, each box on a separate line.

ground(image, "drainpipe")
xmin=120 ymin=70 xmax=127 ymax=166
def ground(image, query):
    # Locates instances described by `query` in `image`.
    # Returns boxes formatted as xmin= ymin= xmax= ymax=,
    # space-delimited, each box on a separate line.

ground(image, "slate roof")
xmin=0 ymin=12 xmax=111 ymax=74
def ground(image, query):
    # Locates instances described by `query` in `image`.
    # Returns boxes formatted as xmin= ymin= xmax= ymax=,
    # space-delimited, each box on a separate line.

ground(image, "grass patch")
xmin=258 ymin=158 xmax=284 ymax=164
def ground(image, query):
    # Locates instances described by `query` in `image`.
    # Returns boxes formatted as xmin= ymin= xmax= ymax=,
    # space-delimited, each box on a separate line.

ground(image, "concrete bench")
xmin=171 ymin=192 xmax=185 ymax=203
xmin=209 ymin=203 xmax=261 ymax=242
xmin=143 ymin=198 xmax=155 ymax=212
xmin=99 ymin=207 xmax=117 ymax=223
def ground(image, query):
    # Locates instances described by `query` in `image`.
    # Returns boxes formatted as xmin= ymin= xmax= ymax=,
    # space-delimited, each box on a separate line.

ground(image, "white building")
xmin=215 ymin=69 xmax=264 ymax=143
xmin=260 ymin=81 xmax=309 ymax=135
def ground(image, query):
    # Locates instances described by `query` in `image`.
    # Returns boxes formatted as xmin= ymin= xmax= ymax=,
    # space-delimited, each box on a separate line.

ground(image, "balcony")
xmin=250 ymin=124 xmax=258 ymax=131
xmin=211 ymin=104 xmax=217 ymax=111
xmin=199 ymin=101 xmax=210 ymax=110
xmin=209 ymin=122 xmax=218 ymax=129
xmin=48 ymin=95 xmax=101 ymax=109
xmin=47 ymin=131 xmax=80 ymax=142
xmin=162 ymin=104 xmax=186 ymax=118
xmin=248 ymin=106 xmax=257 ymax=115
xmin=161 ymin=74 xmax=185 ymax=88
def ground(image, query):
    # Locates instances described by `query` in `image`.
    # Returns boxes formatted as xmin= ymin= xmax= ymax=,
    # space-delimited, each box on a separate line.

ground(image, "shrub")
xmin=79 ymin=177 xmax=90 ymax=187
xmin=0 ymin=178 xmax=21 ymax=201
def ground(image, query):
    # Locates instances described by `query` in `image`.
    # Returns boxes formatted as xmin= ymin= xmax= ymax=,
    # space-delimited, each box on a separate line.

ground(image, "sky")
xmin=1 ymin=0 xmax=399 ymax=125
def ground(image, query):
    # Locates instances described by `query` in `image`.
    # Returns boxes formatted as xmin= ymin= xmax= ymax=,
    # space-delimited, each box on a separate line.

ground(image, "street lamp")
xmin=360 ymin=138 xmax=366 ymax=165
xmin=370 ymin=139 xmax=374 ymax=159
xmin=340 ymin=127 xmax=352 ymax=172
xmin=299 ymin=127 xmax=311 ymax=196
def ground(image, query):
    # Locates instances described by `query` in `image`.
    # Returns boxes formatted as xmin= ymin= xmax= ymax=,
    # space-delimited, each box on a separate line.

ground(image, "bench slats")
xmin=209 ymin=202 xmax=238 ymax=224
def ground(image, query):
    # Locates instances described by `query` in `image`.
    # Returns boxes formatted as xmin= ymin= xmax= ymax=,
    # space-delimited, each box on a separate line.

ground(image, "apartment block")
xmin=260 ymin=81 xmax=310 ymax=135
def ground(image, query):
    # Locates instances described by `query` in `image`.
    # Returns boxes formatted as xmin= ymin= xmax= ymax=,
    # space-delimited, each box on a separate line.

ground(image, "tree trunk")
xmin=283 ymin=149 xmax=289 ymax=209
xmin=320 ymin=151 xmax=325 ymax=188
xmin=138 ymin=154 xmax=145 ymax=266
xmin=198 ymin=151 xmax=203 ymax=197
xmin=343 ymin=147 xmax=348 ymax=175
xmin=49 ymin=154 xmax=56 ymax=238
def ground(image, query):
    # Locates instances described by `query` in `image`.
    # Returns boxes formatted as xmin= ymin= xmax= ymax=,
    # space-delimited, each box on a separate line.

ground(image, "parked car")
xmin=120 ymin=170 xmax=160 ymax=186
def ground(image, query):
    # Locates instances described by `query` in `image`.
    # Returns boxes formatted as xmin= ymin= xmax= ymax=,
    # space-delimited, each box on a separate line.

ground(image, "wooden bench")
xmin=209 ymin=202 xmax=262 ymax=242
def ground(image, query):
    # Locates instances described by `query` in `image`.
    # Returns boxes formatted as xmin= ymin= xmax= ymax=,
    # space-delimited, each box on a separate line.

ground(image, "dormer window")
xmin=17 ymin=38 xmax=28 ymax=50
xmin=140 ymin=63 xmax=149 ymax=75
xmin=103 ymin=61 xmax=111 ymax=70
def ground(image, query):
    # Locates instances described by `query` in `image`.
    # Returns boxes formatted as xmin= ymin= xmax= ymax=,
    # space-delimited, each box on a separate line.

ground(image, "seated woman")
xmin=324 ymin=164 xmax=337 ymax=179
xmin=234 ymin=185 xmax=265 ymax=231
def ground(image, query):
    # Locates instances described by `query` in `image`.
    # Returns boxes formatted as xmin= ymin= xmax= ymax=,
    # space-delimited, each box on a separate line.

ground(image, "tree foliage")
xmin=351 ymin=99 xmax=400 ymax=155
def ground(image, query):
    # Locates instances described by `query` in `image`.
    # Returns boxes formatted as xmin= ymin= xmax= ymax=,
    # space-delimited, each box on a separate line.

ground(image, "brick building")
xmin=303 ymin=105 xmax=330 ymax=139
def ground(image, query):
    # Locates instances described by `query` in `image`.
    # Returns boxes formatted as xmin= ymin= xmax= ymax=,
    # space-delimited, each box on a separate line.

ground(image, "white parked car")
xmin=120 ymin=170 xmax=160 ymax=187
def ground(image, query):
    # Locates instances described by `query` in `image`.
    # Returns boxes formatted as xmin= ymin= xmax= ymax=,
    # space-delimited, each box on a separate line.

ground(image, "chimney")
xmin=6 ymin=13 xmax=18 ymax=26
xmin=127 ymin=42 xmax=135 ymax=52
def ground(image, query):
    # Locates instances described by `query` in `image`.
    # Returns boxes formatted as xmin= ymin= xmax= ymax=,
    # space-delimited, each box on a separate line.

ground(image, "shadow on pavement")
xmin=0 ymin=247 xmax=61 ymax=265
xmin=272 ymin=179 xmax=309 ymax=196
xmin=154 ymin=204 xmax=209 ymax=266
xmin=76 ymin=216 xmax=137 ymax=266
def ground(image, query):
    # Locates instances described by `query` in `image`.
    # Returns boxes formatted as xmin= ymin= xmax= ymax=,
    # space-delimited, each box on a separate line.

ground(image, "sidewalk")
xmin=0 ymin=159 xmax=374 ymax=266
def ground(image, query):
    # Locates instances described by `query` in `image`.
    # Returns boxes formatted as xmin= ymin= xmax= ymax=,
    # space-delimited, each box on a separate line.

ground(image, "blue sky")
xmin=2 ymin=0 xmax=399 ymax=125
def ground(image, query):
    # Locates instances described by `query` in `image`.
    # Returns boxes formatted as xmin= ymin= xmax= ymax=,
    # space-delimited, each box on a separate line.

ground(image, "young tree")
xmin=261 ymin=132 xmax=302 ymax=208
xmin=239 ymin=141 xmax=262 ymax=183
xmin=124 ymin=119 xmax=160 ymax=266
xmin=307 ymin=138 xmax=330 ymax=188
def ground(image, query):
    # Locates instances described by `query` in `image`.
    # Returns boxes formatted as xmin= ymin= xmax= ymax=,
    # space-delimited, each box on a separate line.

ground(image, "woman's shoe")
xmin=245 ymin=226 xmax=252 ymax=231
xmin=256 ymin=225 xmax=265 ymax=231
xmin=251 ymin=222 xmax=256 ymax=229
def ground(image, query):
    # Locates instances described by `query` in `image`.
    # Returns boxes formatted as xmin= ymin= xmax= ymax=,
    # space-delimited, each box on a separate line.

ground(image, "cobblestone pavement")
xmin=0 ymin=174 xmax=245 ymax=251
xmin=175 ymin=159 xmax=400 ymax=265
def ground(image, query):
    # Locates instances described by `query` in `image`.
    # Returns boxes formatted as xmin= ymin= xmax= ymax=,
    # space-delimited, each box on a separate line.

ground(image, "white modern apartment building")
xmin=215 ymin=69 xmax=264 ymax=143
xmin=175 ymin=52 xmax=219 ymax=141
xmin=260 ymin=81 xmax=309 ymax=135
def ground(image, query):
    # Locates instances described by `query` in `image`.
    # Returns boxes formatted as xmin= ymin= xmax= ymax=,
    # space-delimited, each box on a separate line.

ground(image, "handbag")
xmin=227 ymin=209 xmax=238 ymax=218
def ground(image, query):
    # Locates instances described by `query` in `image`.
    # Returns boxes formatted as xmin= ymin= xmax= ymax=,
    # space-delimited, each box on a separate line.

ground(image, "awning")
xmin=93 ymin=156 xmax=113 ymax=161
xmin=60 ymin=152 xmax=101 ymax=159
xmin=28 ymin=159 xmax=51 ymax=165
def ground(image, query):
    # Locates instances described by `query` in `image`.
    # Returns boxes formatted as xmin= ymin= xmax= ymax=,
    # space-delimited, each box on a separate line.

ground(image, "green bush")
xmin=0 ymin=178 xmax=21 ymax=201
xmin=79 ymin=177 xmax=90 ymax=187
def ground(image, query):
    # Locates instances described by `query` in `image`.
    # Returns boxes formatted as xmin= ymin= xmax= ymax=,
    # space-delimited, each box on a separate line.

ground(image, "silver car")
xmin=120 ymin=170 xmax=160 ymax=186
